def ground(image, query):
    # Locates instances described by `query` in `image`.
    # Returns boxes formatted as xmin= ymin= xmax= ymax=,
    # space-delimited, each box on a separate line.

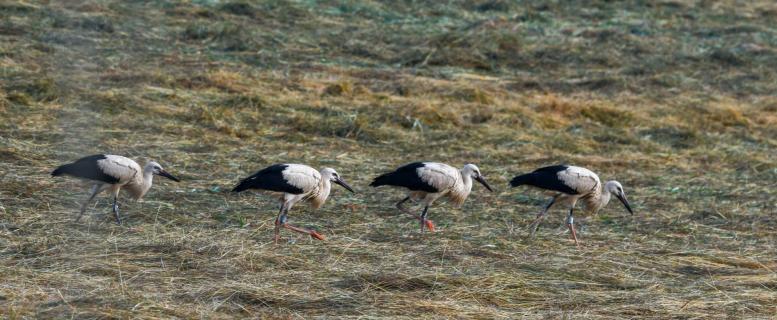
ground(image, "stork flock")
xmin=51 ymin=154 xmax=634 ymax=246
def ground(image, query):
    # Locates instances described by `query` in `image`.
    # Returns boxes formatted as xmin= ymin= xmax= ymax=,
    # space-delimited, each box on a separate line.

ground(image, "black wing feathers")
xmin=509 ymin=165 xmax=578 ymax=194
xmin=232 ymin=164 xmax=304 ymax=194
xmin=51 ymin=154 xmax=120 ymax=184
xmin=370 ymin=162 xmax=438 ymax=193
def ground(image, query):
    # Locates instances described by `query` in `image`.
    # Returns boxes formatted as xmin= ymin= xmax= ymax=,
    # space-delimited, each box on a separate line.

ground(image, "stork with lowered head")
xmin=510 ymin=165 xmax=633 ymax=246
xmin=370 ymin=162 xmax=494 ymax=232
xmin=233 ymin=163 xmax=355 ymax=243
xmin=51 ymin=154 xmax=180 ymax=224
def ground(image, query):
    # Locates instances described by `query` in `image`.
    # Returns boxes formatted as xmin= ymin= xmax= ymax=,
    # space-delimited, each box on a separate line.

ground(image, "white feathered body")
xmin=96 ymin=155 xmax=154 ymax=200
xmin=413 ymin=162 xmax=473 ymax=206
xmin=278 ymin=164 xmax=331 ymax=209
xmin=555 ymin=166 xmax=609 ymax=214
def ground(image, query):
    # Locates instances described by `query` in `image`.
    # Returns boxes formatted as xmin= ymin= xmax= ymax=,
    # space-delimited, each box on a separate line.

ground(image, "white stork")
xmin=51 ymin=154 xmax=180 ymax=224
xmin=509 ymin=165 xmax=633 ymax=245
xmin=370 ymin=162 xmax=494 ymax=232
xmin=232 ymin=164 xmax=355 ymax=243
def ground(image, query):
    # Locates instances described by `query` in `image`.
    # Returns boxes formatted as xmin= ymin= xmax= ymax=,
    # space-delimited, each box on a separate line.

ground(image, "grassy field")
xmin=1 ymin=0 xmax=776 ymax=318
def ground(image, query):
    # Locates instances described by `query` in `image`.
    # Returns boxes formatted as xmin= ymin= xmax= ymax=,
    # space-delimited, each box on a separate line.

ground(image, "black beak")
xmin=157 ymin=169 xmax=180 ymax=182
xmin=616 ymin=193 xmax=633 ymax=215
xmin=334 ymin=177 xmax=355 ymax=193
xmin=475 ymin=175 xmax=494 ymax=192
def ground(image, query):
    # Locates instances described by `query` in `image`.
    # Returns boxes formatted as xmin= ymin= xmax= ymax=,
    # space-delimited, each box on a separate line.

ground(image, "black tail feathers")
xmin=232 ymin=179 xmax=252 ymax=192
xmin=51 ymin=164 xmax=71 ymax=177
xmin=509 ymin=173 xmax=532 ymax=187
xmin=369 ymin=173 xmax=392 ymax=187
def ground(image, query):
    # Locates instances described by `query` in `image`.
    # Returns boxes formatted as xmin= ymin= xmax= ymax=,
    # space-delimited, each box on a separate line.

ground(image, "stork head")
xmin=321 ymin=168 xmax=355 ymax=193
xmin=462 ymin=164 xmax=494 ymax=192
xmin=146 ymin=161 xmax=180 ymax=182
xmin=605 ymin=180 xmax=632 ymax=215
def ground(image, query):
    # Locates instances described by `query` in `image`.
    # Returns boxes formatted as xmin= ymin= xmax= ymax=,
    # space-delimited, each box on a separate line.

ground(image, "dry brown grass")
xmin=1 ymin=0 xmax=776 ymax=318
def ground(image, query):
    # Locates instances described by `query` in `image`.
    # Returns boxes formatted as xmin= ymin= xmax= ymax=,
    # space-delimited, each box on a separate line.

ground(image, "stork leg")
xmin=529 ymin=195 xmax=557 ymax=238
xmin=112 ymin=195 xmax=121 ymax=225
xmin=281 ymin=223 xmax=325 ymax=241
xmin=397 ymin=197 xmax=435 ymax=232
xmin=566 ymin=207 xmax=580 ymax=247
xmin=76 ymin=184 xmax=102 ymax=222
xmin=274 ymin=203 xmax=286 ymax=244
xmin=274 ymin=202 xmax=325 ymax=243
xmin=396 ymin=196 xmax=417 ymax=217
xmin=419 ymin=205 xmax=431 ymax=233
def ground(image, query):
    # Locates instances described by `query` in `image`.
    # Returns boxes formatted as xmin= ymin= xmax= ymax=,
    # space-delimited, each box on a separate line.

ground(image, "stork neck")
xmin=447 ymin=170 xmax=474 ymax=206
xmin=312 ymin=176 xmax=331 ymax=209
xmin=461 ymin=172 xmax=473 ymax=192
xmin=598 ymin=190 xmax=612 ymax=209
xmin=140 ymin=169 xmax=154 ymax=195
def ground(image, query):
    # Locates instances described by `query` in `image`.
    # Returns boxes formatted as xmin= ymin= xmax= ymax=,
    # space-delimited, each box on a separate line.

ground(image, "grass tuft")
xmin=323 ymin=82 xmax=353 ymax=97
xmin=581 ymin=105 xmax=634 ymax=127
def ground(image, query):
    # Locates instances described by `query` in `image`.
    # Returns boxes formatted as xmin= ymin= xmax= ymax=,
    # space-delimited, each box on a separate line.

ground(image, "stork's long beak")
xmin=616 ymin=193 xmax=633 ymax=215
xmin=475 ymin=175 xmax=494 ymax=192
xmin=334 ymin=177 xmax=355 ymax=193
xmin=157 ymin=170 xmax=181 ymax=182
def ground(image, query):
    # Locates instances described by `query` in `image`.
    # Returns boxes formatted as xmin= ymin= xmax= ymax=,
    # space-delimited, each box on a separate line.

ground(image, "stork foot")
xmin=282 ymin=223 xmax=326 ymax=241
xmin=420 ymin=219 xmax=435 ymax=233
xmin=308 ymin=229 xmax=326 ymax=241
xmin=402 ymin=211 xmax=435 ymax=232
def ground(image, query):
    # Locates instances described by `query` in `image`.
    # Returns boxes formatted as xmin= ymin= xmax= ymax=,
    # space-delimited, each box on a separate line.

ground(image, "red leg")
xmin=274 ymin=204 xmax=286 ymax=245
xmin=529 ymin=196 xmax=557 ymax=237
xmin=567 ymin=223 xmax=580 ymax=247
xmin=419 ymin=205 xmax=434 ymax=233
xmin=397 ymin=197 xmax=420 ymax=218
xmin=566 ymin=209 xmax=580 ymax=247
xmin=397 ymin=197 xmax=434 ymax=232
xmin=274 ymin=218 xmax=281 ymax=244
xmin=528 ymin=212 xmax=546 ymax=237
xmin=274 ymin=205 xmax=324 ymax=242
xmin=282 ymin=223 xmax=325 ymax=240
